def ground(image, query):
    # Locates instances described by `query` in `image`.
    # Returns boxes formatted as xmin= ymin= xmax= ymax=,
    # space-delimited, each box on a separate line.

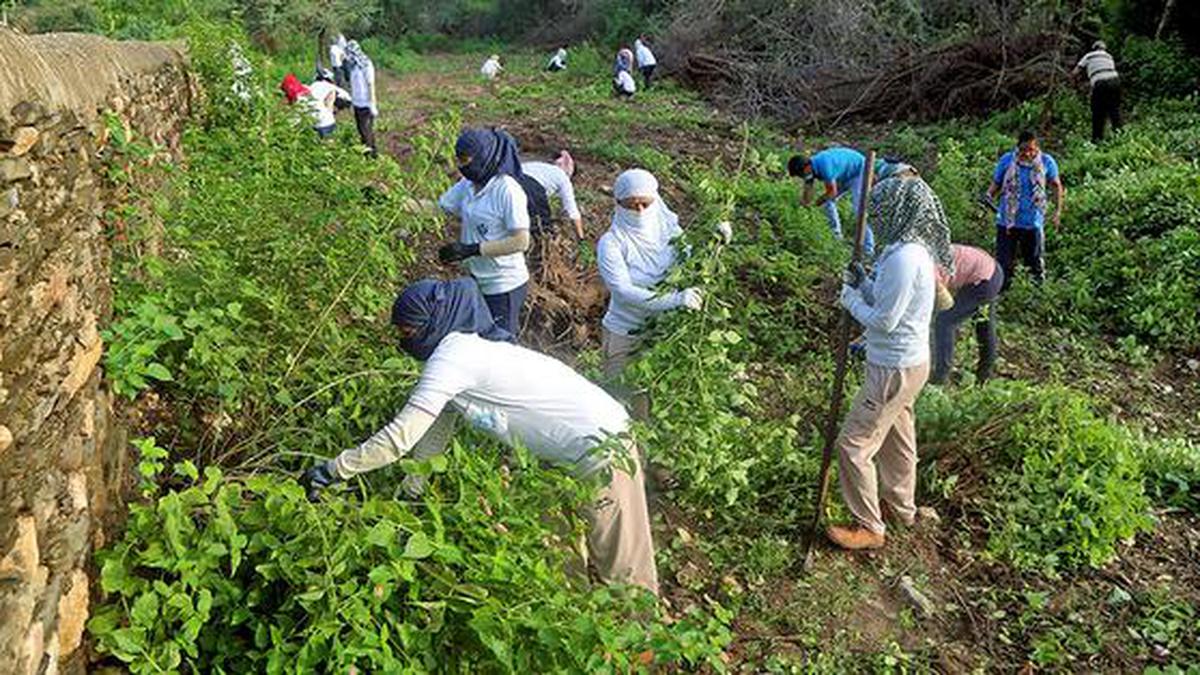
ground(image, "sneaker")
xmin=826 ymin=524 xmax=885 ymax=550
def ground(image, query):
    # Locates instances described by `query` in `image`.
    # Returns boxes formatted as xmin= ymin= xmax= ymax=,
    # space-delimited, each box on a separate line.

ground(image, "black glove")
xmin=301 ymin=461 xmax=340 ymax=502
xmin=438 ymin=242 xmax=481 ymax=263
xmin=843 ymin=261 xmax=868 ymax=288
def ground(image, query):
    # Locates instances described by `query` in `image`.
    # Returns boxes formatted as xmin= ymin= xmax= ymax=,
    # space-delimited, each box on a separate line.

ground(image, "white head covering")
xmin=608 ymin=169 xmax=682 ymax=279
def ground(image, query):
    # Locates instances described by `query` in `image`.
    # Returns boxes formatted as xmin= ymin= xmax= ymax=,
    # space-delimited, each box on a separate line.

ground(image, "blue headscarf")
xmin=392 ymin=278 xmax=514 ymax=361
xmin=454 ymin=128 xmax=523 ymax=186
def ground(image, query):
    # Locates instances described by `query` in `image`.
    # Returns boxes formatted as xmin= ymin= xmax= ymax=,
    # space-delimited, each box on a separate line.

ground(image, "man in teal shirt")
xmin=985 ymin=130 xmax=1065 ymax=291
xmin=789 ymin=147 xmax=886 ymax=257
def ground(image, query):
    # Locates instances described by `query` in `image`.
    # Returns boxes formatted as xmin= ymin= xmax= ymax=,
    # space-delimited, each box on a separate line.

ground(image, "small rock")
xmin=57 ymin=569 xmax=89 ymax=656
xmin=0 ymin=424 xmax=12 ymax=455
xmin=6 ymin=127 xmax=39 ymax=156
xmin=917 ymin=506 xmax=941 ymax=524
xmin=0 ymin=157 xmax=33 ymax=182
xmin=1186 ymin=358 xmax=1199 ymax=372
xmin=1151 ymin=644 xmax=1170 ymax=661
xmin=899 ymin=575 xmax=936 ymax=619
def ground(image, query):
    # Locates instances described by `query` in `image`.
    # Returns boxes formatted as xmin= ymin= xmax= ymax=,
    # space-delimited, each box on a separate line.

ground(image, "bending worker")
xmin=931 ymin=244 xmax=1003 ymax=385
xmin=597 ymin=169 xmax=703 ymax=379
xmin=438 ymin=128 xmax=532 ymax=336
xmin=789 ymin=147 xmax=879 ymax=258
xmin=521 ymin=150 xmax=584 ymax=240
xmin=830 ymin=172 xmax=939 ymax=550
xmin=302 ymin=278 xmax=659 ymax=595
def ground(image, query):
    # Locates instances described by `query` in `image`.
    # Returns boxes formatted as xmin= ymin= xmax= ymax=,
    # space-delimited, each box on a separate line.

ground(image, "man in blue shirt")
xmin=986 ymin=130 xmax=1065 ymax=291
xmin=789 ymin=148 xmax=883 ymax=257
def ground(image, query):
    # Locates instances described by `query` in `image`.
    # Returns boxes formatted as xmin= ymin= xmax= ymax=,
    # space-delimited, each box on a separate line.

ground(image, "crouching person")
xmin=830 ymin=177 xmax=937 ymax=550
xmin=302 ymin=278 xmax=659 ymax=594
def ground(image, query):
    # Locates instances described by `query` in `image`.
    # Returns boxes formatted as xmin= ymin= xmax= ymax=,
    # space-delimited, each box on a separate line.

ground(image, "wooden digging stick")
xmin=802 ymin=150 xmax=876 ymax=571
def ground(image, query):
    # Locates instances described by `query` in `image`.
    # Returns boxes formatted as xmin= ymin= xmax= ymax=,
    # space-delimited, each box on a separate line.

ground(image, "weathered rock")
xmin=0 ymin=425 xmax=12 ymax=455
xmin=898 ymin=575 xmax=936 ymax=619
xmin=1 ymin=157 xmax=33 ymax=182
xmin=0 ymin=515 xmax=39 ymax=581
xmin=56 ymin=569 xmax=88 ymax=657
xmin=59 ymin=337 xmax=103 ymax=401
xmin=5 ymin=127 xmax=39 ymax=156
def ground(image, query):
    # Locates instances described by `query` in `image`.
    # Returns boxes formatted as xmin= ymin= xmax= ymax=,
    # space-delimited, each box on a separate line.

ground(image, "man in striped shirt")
xmin=1074 ymin=41 xmax=1122 ymax=142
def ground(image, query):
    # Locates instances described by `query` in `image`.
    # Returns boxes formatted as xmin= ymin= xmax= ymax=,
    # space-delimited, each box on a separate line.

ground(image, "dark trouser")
xmin=640 ymin=65 xmax=655 ymax=90
xmin=484 ymin=283 xmax=528 ymax=338
xmin=334 ymin=65 xmax=351 ymax=93
xmin=931 ymin=266 xmax=1004 ymax=384
xmin=995 ymin=226 xmax=1044 ymax=292
xmin=1090 ymin=78 xmax=1122 ymax=143
xmin=353 ymin=106 xmax=377 ymax=157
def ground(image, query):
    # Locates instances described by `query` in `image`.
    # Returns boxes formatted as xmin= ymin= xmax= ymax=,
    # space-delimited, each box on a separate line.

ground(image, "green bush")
xmin=919 ymin=384 xmax=1155 ymax=574
xmin=90 ymin=442 xmax=731 ymax=672
xmin=1119 ymin=36 xmax=1200 ymax=102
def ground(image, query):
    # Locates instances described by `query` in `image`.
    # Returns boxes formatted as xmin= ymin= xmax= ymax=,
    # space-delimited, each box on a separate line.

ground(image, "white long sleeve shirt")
xmin=521 ymin=162 xmax=581 ymax=220
xmin=597 ymin=227 xmax=684 ymax=335
xmin=306 ymin=80 xmax=350 ymax=128
xmin=349 ymin=61 xmax=376 ymax=109
xmin=634 ymin=40 xmax=657 ymax=67
xmin=844 ymin=243 xmax=935 ymax=368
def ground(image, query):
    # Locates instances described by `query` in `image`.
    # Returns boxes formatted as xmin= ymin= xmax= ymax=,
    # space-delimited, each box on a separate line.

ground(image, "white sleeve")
xmin=846 ymin=248 xmax=921 ymax=333
xmin=407 ymin=345 xmax=478 ymax=417
xmin=331 ymin=404 xmax=438 ymax=479
xmin=597 ymin=235 xmax=682 ymax=313
xmin=439 ymin=181 xmax=467 ymax=217
xmin=500 ymin=177 xmax=530 ymax=232
xmin=335 ymin=86 xmax=351 ymax=100
xmin=558 ymin=173 xmax=581 ymax=220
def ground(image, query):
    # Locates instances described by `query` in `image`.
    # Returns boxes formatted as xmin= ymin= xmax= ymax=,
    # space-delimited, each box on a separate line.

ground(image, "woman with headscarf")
xmin=344 ymin=40 xmax=378 ymax=157
xmin=302 ymin=278 xmax=659 ymax=595
xmin=597 ymin=169 xmax=702 ymax=379
xmin=437 ymin=128 xmax=532 ymax=336
xmin=827 ymin=168 xmax=942 ymax=551
xmin=613 ymin=48 xmax=637 ymax=98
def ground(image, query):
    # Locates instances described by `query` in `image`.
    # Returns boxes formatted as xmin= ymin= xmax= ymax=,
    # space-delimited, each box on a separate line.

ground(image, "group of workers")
xmin=295 ymin=38 xmax=1102 ymax=595
xmin=478 ymin=36 xmax=659 ymax=100
xmin=279 ymin=34 xmax=379 ymax=156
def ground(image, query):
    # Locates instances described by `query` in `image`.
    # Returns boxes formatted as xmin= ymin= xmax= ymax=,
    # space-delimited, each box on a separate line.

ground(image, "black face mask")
xmin=458 ymin=162 xmax=485 ymax=184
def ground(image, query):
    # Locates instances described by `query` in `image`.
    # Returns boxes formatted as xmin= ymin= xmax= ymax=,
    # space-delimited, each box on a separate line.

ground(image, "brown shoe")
xmin=826 ymin=524 xmax=885 ymax=550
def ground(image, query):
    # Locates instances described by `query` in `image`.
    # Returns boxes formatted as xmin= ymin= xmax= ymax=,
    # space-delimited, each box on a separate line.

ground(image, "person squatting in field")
xmin=613 ymin=48 xmax=637 ymax=97
xmin=547 ymin=45 xmax=568 ymax=72
xmin=307 ymin=69 xmax=351 ymax=139
xmin=829 ymin=171 xmax=944 ymax=550
xmin=344 ymin=40 xmax=379 ymax=157
xmin=481 ymin=54 xmax=504 ymax=80
xmin=438 ymin=128 xmax=533 ymax=337
xmin=301 ymin=278 xmax=660 ymax=595
xmin=521 ymin=150 xmax=585 ymax=240
xmin=931 ymin=245 xmax=1003 ymax=385
xmin=987 ymin=129 xmax=1065 ymax=291
xmin=597 ymin=169 xmax=704 ymax=380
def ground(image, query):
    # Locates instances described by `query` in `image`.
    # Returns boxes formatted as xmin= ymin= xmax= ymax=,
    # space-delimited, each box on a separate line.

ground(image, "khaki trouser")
xmin=837 ymin=361 xmax=930 ymax=535
xmin=602 ymin=328 xmax=642 ymax=380
xmin=585 ymin=442 xmax=659 ymax=595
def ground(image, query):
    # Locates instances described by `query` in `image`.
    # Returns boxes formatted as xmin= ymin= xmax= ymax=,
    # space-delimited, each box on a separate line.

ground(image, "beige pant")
xmin=837 ymin=361 xmax=930 ymax=535
xmin=602 ymin=328 xmax=642 ymax=380
xmin=585 ymin=443 xmax=659 ymax=595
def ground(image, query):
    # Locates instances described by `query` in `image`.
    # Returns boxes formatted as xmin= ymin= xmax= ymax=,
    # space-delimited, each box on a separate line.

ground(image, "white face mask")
xmin=616 ymin=204 xmax=655 ymax=227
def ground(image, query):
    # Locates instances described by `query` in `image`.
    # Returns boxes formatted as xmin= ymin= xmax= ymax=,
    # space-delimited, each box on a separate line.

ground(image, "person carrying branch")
xmin=1074 ymin=40 xmax=1122 ymax=143
xmin=301 ymin=278 xmax=659 ymax=595
xmin=597 ymin=169 xmax=711 ymax=379
xmin=829 ymin=173 xmax=940 ymax=550
xmin=438 ymin=128 xmax=532 ymax=337
xmin=521 ymin=150 xmax=584 ymax=241
xmin=986 ymin=130 xmax=1064 ymax=291
xmin=931 ymin=244 xmax=1003 ymax=385
xmin=344 ymin=40 xmax=378 ymax=158
xmin=789 ymin=148 xmax=880 ymax=258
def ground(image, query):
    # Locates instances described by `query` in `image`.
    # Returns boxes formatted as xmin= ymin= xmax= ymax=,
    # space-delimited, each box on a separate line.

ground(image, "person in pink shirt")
xmin=931 ymin=244 xmax=1004 ymax=384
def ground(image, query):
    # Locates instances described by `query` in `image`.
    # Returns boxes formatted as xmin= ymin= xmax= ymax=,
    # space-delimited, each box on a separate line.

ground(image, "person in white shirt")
xmin=438 ymin=128 xmax=532 ymax=336
xmin=597 ymin=169 xmax=702 ymax=379
xmin=307 ymin=69 xmax=351 ymax=139
xmin=344 ymin=40 xmax=378 ymax=157
xmin=634 ymin=35 xmax=657 ymax=90
xmin=521 ymin=150 xmax=584 ymax=240
xmin=1073 ymin=40 xmax=1122 ymax=142
xmin=614 ymin=68 xmax=637 ymax=98
xmin=547 ymin=45 xmax=568 ymax=72
xmin=481 ymin=54 xmax=503 ymax=80
xmin=302 ymin=277 xmax=660 ymax=595
xmin=328 ymin=33 xmax=349 ymax=91
xmin=829 ymin=174 xmax=939 ymax=551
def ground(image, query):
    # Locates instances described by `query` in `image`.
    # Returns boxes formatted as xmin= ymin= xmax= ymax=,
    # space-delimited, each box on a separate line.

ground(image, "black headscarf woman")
xmin=392 ymin=278 xmax=514 ymax=361
xmin=454 ymin=128 xmax=523 ymax=187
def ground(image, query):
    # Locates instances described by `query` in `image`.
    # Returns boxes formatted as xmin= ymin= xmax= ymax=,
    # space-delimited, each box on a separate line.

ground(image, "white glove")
xmin=714 ymin=221 xmax=733 ymax=244
xmin=678 ymin=287 xmax=703 ymax=311
xmin=370 ymin=105 xmax=379 ymax=118
xmin=839 ymin=284 xmax=861 ymax=310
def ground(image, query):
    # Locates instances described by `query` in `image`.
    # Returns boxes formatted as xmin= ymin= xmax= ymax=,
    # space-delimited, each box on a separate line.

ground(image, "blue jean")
xmin=315 ymin=124 xmax=335 ymax=139
xmin=824 ymin=179 xmax=875 ymax=257
xmin=484 ymin=282 xmax=528 ymax=338
xmin=931 ymin=266 xmax=1004 ymax=384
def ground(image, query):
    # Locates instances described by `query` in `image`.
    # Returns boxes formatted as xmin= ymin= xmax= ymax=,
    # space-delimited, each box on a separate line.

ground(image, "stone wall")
xmin=0 ymin=28 xmax=193 ymax=675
